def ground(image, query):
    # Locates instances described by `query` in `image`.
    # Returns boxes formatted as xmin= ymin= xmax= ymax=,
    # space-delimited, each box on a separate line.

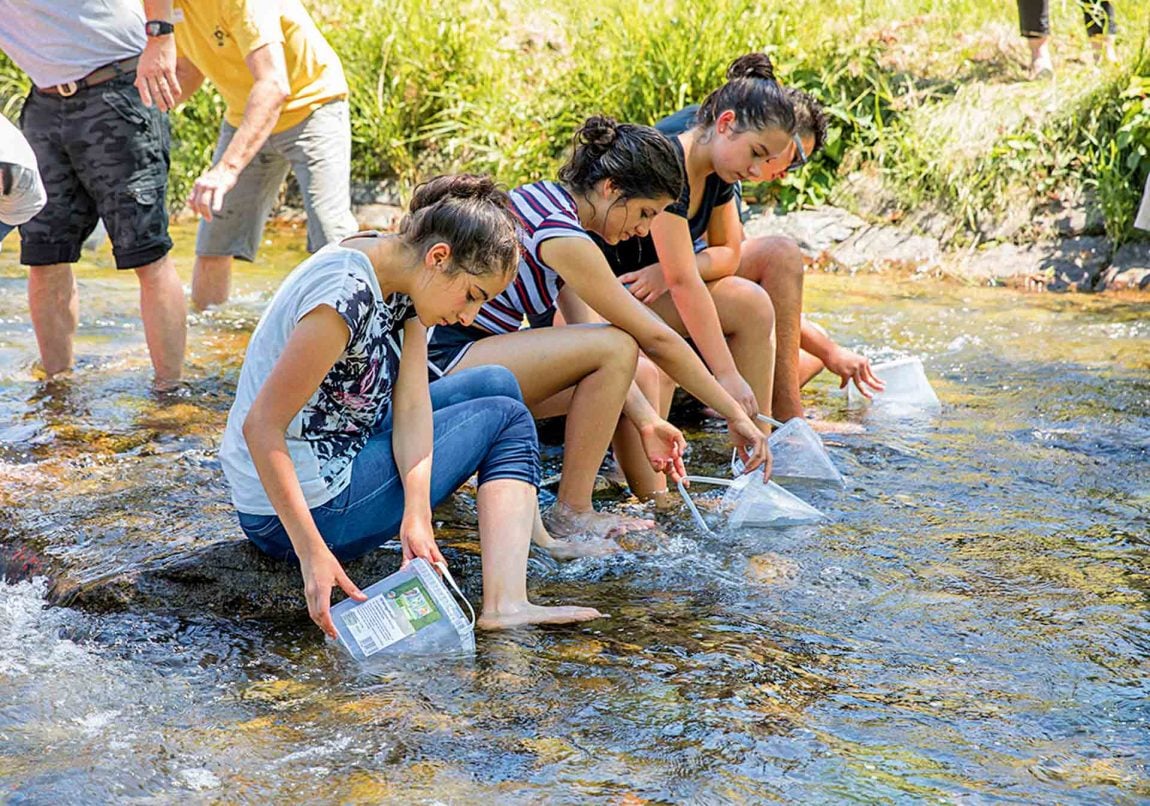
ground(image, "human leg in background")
xmin=612 ymin=353 xmax=674 ymax=501
xmin=280 ymin=100 xmax=359 ymax=252
xmin=134 ymin=255 xmax=187 ymax=389
xmin=1017 ymin=0 xmax=1054 ymax=77
xmin=1081 ymin=1 xmax=1118 ymax=64
xmin=191 ymin=121 xmax=290 ymax=310
xmin=730 ymin=236 xmax=802 ymax=419
xmin=26 ymin=263 xmax=78 ymax=376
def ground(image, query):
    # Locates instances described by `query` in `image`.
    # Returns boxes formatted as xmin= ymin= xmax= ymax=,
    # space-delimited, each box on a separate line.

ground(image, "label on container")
xmin=341 ymin=579 xmax=444 ymax=657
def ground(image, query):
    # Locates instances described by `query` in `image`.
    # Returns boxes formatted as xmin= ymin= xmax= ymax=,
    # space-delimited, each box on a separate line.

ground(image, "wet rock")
xmin=1101 ymin=241 xmax=1150 ymax=290
xmin=354 ymin=203 xmax=404 ymax=232
xmin=48 ymin=535 xmax=484 ymax=619
xmin=1036 ymin=236 xmax=1111 ymax=292
xmin=745 ymin=553 xmax=801 ymax=586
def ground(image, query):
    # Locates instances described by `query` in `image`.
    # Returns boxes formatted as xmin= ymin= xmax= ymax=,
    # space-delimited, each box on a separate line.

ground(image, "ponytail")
xmin=559 ymin=115 xmax=684 ymax=202
xmin=695 ymin=52 xmax=795 ymax=137
xmin=399 ymin=174 xmax=520 ymax=278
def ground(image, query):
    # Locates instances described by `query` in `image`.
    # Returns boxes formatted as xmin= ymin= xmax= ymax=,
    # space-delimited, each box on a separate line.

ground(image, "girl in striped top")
xmin=428 ymin=116 xmax=770 ymax=543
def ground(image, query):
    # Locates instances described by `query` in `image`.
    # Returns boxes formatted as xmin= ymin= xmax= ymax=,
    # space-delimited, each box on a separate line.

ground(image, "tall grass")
xmin=0 ymin=0 xmax=1146 ymax=237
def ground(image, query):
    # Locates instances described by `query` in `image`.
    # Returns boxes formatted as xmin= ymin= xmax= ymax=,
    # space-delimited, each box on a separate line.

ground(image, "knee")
xmin=746 ymin=235 xmax=805 ymax=284
xmin=634 ymin=354 xmax=661 ymax=394
xmin=728 ymin=277 xmax=776 ymax=331
xmin=490 ymin=395 xmax=539 ymax=446
xmin=471 ymin=365 xmax=525 ymax=403
xmin=600 ymin=325 xmax=639 ymax=370
xmin=134 ymin=256 xmax=176 ymax=286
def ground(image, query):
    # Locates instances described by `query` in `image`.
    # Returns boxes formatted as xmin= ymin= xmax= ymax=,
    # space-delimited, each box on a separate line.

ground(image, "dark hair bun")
xmin=575 ymin=115 xmax=619 ymax=156
xmin=726 ymin=53 xmax=776 ymax=82
xmin=409 ymin=173 xmax=502 ymax=213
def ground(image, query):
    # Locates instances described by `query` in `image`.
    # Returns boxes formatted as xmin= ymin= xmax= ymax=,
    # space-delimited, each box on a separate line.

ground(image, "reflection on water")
xmin=1 ymin=227 xmax=1148 ymax=802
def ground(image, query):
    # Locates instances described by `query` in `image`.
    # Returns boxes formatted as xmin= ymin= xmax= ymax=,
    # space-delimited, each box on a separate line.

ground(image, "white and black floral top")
xmin=220 ymin=242 xmax=416 ymax=515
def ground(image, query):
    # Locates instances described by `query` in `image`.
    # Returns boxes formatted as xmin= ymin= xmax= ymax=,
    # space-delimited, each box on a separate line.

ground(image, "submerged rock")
xmin=47 ymin=532 xmax=484 ymax=620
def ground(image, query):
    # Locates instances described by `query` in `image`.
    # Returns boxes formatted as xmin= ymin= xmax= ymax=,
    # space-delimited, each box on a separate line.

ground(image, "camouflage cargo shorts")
xmin=19 ymin=72 xmax=172 ymax=270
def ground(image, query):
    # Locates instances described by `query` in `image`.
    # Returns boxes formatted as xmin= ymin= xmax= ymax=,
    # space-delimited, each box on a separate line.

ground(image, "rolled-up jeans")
xmin=238 ymin=365 xmax=540 ymax=561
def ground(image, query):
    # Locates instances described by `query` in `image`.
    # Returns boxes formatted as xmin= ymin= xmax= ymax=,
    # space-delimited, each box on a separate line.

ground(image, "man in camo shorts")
xmin=0 ymin=0 xmax=187 ymax=388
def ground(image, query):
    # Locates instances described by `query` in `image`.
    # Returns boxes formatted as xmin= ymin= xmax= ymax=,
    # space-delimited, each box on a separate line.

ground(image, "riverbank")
xmin=745 ymin=201 xmax=1150 ymax=292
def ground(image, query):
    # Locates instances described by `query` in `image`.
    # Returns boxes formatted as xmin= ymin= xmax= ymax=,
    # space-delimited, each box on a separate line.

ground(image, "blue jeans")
xmin=238 ymin=365 xmax=540 ymax=561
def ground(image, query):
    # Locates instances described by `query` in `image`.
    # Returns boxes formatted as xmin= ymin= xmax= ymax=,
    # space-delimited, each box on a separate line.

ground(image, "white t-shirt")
xmin=0 ymin=1 xmax=144 ymax=89
xmin=220 ymin=243 xmax=416 ymax=515
xmin=0 ymin=115 xmax=45 ymax=226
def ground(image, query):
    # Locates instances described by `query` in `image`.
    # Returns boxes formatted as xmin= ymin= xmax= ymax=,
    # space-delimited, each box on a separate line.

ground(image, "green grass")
xmin=0 ymin=0 xmax=1147 ymax=239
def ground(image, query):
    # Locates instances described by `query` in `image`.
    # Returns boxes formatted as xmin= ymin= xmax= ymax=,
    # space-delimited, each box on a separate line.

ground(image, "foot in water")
xmin=477 ymin=603 xmax=606 ymax=629
xmin=543 ymin=499 xmax=655 ymax=540
xmin=807 ymin=418 xmax=865 ymax=435
xmin=531 ymin=504 xmax=620 ymax=559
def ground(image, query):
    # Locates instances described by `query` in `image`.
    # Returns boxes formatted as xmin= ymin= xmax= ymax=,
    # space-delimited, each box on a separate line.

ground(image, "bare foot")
xmin=541 ymin=536 xmax=621 ymax=560
xmin=543 ymin=500 xmax=655 ymax=539
xmin=807 ymin=418 xmax=866 ymax=435
xmin=477 ymin=602 xmax=606 ymax=629
xmin=531 ymin=501 xmax=621 ymax=559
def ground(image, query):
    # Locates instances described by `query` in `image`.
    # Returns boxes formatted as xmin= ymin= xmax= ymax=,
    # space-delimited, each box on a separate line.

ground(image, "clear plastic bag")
xmin=766 ymin=417 xmax=845 ymax=487
xmin=847 ymin=356 xmax=940 ymax=412
xmin=677 ymin=473 xmax=824 ymax=533
xmin=331 ymin=558 xmax=476 ymax=660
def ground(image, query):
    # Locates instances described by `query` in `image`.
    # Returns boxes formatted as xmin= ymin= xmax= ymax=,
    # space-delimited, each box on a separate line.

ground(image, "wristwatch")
xmin=145 ymin=19 xmax=175 ymax=36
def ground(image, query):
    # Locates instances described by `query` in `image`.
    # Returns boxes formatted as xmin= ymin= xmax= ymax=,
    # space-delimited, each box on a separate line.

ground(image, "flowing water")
xmin=0 ymin=227 xmax=1147 ymax=803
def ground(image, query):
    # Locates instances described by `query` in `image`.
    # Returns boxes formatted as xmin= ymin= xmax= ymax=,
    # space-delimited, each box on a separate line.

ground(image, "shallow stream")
xmin=0 ymin=227 xmax=1147 ymax=802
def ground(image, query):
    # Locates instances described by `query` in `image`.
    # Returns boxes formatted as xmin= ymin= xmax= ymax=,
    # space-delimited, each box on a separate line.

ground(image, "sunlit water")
xmin=0 ymin=227 xmax=1147 ymax=802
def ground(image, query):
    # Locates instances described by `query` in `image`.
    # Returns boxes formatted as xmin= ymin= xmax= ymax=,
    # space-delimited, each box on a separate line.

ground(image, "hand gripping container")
xmin=847 ymin=356 xmax=940 ymax=412
xmin=331 ymin=558 xmax=476 ymax=660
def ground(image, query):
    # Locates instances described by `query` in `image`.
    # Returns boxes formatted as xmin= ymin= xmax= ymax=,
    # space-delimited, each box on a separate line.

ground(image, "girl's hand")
xmin=728 ymin=415 xmax=773 ymax=480
xmin=717 ymin=370 xmax=759 ymax=420
xmin=637 ymin=417 xmax=688 ymax=484
xmin=618 ymin=264 xmax=669 ymax=305
xmin=298 ymin=545 xmax=366 ymax=639
xmin=400 ymin=509 xmax=445 ymax=569
xmin=824 ymin=346 xmax=885 ymax=398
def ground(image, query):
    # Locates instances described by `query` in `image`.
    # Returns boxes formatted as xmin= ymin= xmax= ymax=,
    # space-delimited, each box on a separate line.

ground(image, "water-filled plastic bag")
xmin=722 ymin=473 xmax=826 ymax=528
xmin=677 ymin=473 xmax=824 ymax=533
xmin=332 ymin=558 xmax=475 ymax=659
xmin=766 ymin=417 xmax=845 ymax=487
xmin=847 ymin=356 xmax=940 ymax=412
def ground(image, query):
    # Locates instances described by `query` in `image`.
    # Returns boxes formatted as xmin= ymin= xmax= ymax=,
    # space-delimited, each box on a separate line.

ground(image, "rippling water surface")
xmin=1 ymin=228 xmax=1147 ymax=802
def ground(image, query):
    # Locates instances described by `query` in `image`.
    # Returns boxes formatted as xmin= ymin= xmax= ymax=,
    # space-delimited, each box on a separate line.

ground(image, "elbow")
xmin=271 ymin=82 xmax=290 ymax=108
xmin=260 ymin=76 xmax=291 ymax=108
xmin=242 ymin=410 xmax=274 ymax=449
xmin=666 ymin=273 xmax=701 ymax=297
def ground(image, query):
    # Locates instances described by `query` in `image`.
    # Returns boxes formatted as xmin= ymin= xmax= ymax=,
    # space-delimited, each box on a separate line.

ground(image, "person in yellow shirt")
xmin=166 ymin=0 xmax=357 ymax=310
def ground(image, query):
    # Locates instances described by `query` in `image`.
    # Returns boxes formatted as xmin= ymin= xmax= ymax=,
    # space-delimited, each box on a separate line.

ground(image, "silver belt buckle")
xmin=57 ymin=81 xmax=78 ymax=97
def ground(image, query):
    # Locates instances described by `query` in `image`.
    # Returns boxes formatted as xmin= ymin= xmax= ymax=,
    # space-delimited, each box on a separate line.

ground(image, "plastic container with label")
xmin=331 ymin=558 xmax=476 ymax=660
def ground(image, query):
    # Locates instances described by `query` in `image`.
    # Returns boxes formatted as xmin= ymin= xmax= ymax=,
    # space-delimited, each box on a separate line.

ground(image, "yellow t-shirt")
xmin=173 ymin=0 xmax=347 ymax=134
